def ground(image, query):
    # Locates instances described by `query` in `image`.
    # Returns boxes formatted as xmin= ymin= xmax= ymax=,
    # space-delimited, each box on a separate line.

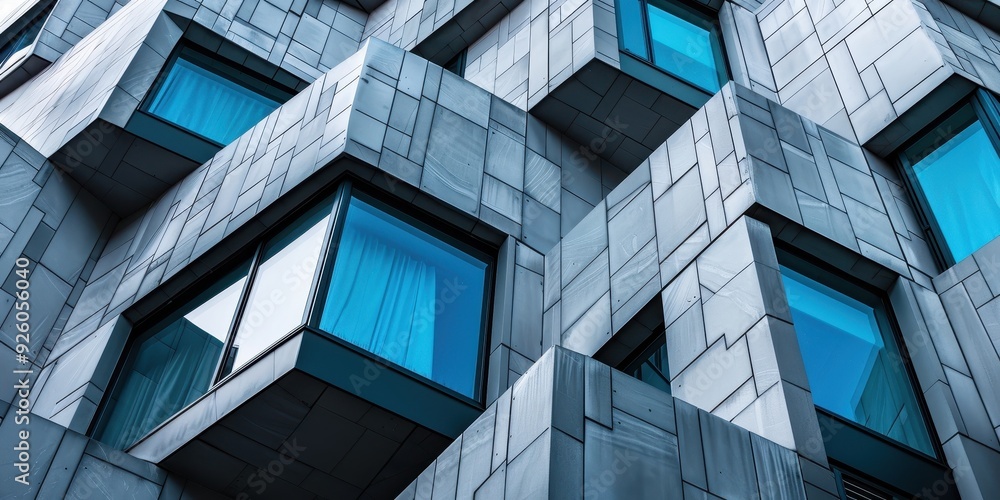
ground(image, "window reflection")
xmin=902 ymin=103 xmax=1000 ymax=264
xmin=224 ymin=206 xmax=331 ymax=375
xmin=780 ymin=265 xmax=934 ymax=456
xmin=617 ymin=0 xmax=727 ymax=93
xmin=95 ymin=263 xmax=250 ymax=449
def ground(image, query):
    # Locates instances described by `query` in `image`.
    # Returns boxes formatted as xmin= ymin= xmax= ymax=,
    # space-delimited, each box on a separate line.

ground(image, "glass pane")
xmin=618 ymin=0 xmax=650 ymax=59
xmin=225 ymin=204 xmax=332 ymax=375
xmin=646 ymin=1 xmax=724 ymax=92
xmin=147 ymin=57 xmax=280 ymax=145
xmin=319 ymin=197 xmax=488 ymax=399
xmin=0 ymin=8 xmax=48 ymax=69
xmin=95 ymin=263 xmax=250 ymax=449
xmin=630 ymin=340 xmax=670 ymax=394
xmin=780 ymin=266 xmax=935 ymax=456
xmin=903 ymin=104 xmax=1000 ymax=264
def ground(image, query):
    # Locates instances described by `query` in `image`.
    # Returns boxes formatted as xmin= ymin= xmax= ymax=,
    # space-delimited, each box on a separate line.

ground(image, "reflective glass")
xmin=618 ymin=0 xmax=650 ymax=59
xmin=0 ymin=6 xmax=49 ymax=69
xmin=903 ymin=104 xmax=1000 ymax=264
xmin=224 ymin=204 xmax=332 ymax=375
xmin=646 ymin=1 xmax=725 ymax=92
xmin=95 ymin=263 xmax=250 ymax=449
xmin=780 ymin=265 xmax=935 ymax=456
xmin=630 ymin=340 xmax=670 ymax=394
xmin=319 ymin=197 xmax=488 ymax=398
xmin=146 ymin=56 xmax=280 ymax=145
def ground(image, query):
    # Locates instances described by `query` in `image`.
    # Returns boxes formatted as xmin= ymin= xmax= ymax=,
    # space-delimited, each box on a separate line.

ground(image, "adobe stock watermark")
xmin=11 ymin=257 xmax=33 ymax=487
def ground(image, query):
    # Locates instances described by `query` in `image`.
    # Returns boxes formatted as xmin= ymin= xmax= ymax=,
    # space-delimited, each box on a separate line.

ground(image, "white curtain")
xmin=320 ymin=228 xmax=436 ymax=379
xmin=147 ymin=58 xmax=278 ymax=145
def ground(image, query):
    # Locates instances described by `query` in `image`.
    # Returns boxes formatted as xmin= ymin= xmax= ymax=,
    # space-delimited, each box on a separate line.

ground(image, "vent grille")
xmin=842 ymin=473 xmax=892 ymax=500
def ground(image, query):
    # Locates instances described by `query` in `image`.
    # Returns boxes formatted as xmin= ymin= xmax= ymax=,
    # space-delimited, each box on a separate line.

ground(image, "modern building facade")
xmin=0 ymin=0 xmax=999 ymax=497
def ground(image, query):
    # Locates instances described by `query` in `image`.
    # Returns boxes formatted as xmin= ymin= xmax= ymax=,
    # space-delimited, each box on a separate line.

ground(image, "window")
xmin=443 ymin=50 xmax=467 ymax=77
xmin=142 ymin=47 xmax=291 ymax=145
xmin=900 ymin=92 xmax=1000 ymax=265
xmin=621 ymin=332 xmax=670 ymax=394
xmin=94 ymin=184 xmax=492 ymax=449
xmin=0 ymin=3 xmax=52 ymax=69
xmin=616 ymin=0 xmax=727 ymax=93
xmin=778 ymin=254 xmax=935 ymax=457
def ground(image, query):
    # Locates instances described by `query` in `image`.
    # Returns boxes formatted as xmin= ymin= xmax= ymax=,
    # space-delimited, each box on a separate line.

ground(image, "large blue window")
xmin=143 ymin=48 xmax=287 ymax=145
xmin=779 ymin=259 xmax=935 ymax=457
xmin=616 ymin=0 xmax=727 ymax=93
xmin=95 ymin=184 xmax=491 ymax=449
xmin=319 ymin=197 xmax=489 ymax=398
xmin=901 ymin=94 xmax=1000 ymax=265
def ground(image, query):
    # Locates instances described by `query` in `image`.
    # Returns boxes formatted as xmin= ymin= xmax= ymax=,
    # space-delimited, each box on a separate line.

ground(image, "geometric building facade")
xmin=0 ymin=0 xmax=999 ymax=498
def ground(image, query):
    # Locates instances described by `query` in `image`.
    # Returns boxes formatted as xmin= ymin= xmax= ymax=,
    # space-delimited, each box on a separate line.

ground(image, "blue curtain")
xmin=147 ymin=58 xmax=278 ymax=145
xmin=320 ymin=228 xmax=436 ymax=379
xmin=98 ymin=319 xmax=223 ymax=449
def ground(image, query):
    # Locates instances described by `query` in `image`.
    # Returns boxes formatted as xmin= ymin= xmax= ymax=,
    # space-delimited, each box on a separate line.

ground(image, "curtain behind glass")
xmin=318 ymin=197 xmax=488 ymax=398
xmin=321 ymin=227 xmax=437 ymax=379
xmin=96 ymin=268 xmax=248 ymax=449
xmin=147 ymin=58 xmax=279 ymax=145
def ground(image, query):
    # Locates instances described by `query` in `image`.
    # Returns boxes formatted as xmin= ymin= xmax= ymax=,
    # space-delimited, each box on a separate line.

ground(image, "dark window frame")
xmin=91 ymin=179 xmax=496 ymax=448
xmin=615 ymin=0 xmax=730 ymax=97
xmin=896 ymin=89 xmax=1000 ymax=268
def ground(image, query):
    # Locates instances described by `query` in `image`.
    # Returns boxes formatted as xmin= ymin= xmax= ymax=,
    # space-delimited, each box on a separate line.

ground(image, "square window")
xmin=616 ymin=0 xmax=728 ymax=93
xmin=317 ymin=196 xmax=490 ymax=400
xmin=778 ymin=254 xmax=935 ymax=457
xmin=901 ymin=93 xmax=1000 ymax=265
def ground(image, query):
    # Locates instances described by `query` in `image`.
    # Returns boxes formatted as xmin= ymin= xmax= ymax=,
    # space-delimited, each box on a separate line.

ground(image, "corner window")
xmin=142 ymin=47 xmax=291 ymax=145
xmin=94 ymin=184 xmax=492 ymax=449
xmin=0 ymin=2 xmax=52 ymax=69
xmin=778 ymin=253 xmax=935 ymax=457
xmin=616 ymin=0 xmax=727 ymax=93
xmin=900 ymin=91 xmax=1000 ymax=265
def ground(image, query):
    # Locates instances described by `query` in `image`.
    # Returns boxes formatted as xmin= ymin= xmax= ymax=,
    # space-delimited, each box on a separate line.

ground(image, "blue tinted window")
xmin=618 ymin=0 xmax=650 ymax=59
xmin=903 ymin=104 xmax=1000 ymax=264
xmin=319 ymin=197 xmax=489 ymax=399
xmin=780 ymin=265 xmax=935 ymax=456
xmin=146 ymin=55 xmax=281 ymax=145
xmin=617 ymin=0 xmax=727 ymax=93
xmin=95 ymin=263 xmax=250 ymax=449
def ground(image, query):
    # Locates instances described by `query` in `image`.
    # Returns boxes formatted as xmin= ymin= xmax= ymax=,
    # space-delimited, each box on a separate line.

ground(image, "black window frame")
xmin=91 ymin=179 xmax=496 ymax=448
xmin=896 ymin=89 xmax=1000 ymax=269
